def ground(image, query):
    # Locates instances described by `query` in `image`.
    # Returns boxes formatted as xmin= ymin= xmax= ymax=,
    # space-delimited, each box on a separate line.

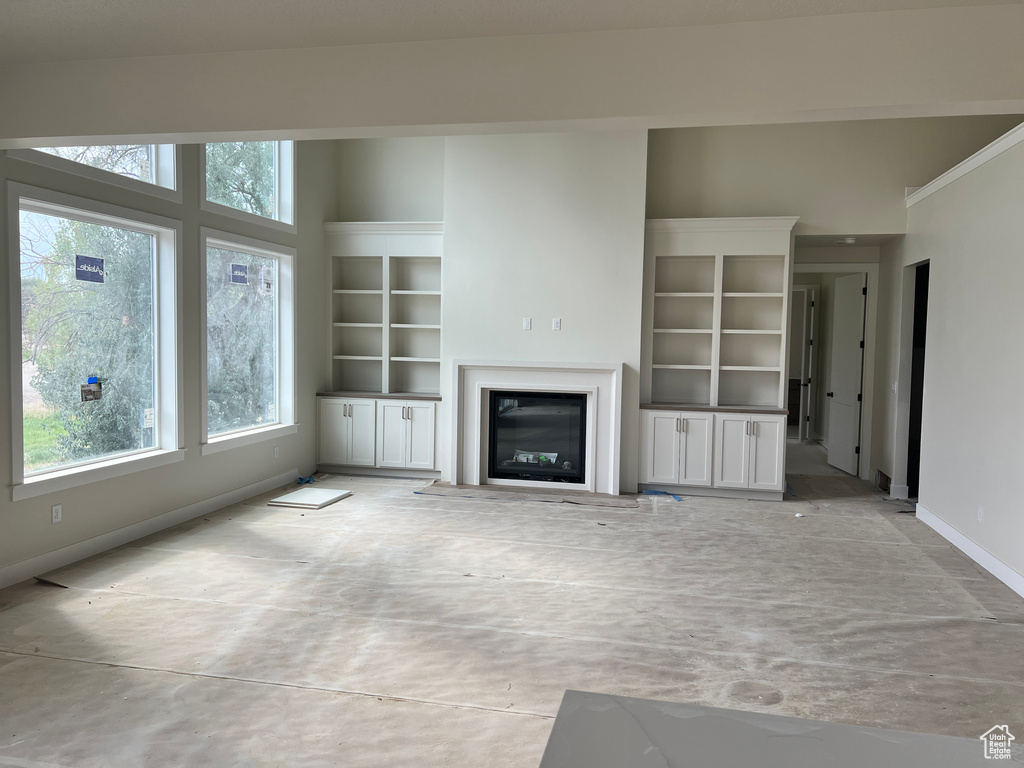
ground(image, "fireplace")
xmin=488 ymin=390 xmax=587 ymax=484
xmin=452 ymin=360 xmax=622 ymax=494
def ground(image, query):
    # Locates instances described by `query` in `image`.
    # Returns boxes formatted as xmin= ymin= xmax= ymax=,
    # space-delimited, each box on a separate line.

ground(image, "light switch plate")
xmin=523 ymin=317 xmax=531 ymax=330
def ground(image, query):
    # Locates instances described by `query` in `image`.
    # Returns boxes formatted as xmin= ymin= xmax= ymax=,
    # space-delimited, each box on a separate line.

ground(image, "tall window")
xmin=202 ymin=231 xmax=294 ymax=448
xmin=12 ymin=185 xmax=181 ymax=497
xmin=11 ymin=145 xmax=178 ymax=196
xmin=203 ymin=141 xmax=294 ymax=226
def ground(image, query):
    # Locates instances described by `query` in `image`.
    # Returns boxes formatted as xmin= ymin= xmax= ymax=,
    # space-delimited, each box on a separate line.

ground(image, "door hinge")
xmin=806 ymin=415 xmax=810 ymax=422
xmin=862 ymin=286 xmax=867 ymax=296
xmin=855 ymin=446 xmax=861 ymax=455
xmin=857 ymin=393 xmax=862 ymax=402
xmin=811 ymin=300 xmax=815 ymax=307
xmin=808 ymin=339 xmax=813 ymax=346
xmin=859 ymin=340 xmax=864 ymax=349
xmin=807 ymin=377 xmax=812 ymax=384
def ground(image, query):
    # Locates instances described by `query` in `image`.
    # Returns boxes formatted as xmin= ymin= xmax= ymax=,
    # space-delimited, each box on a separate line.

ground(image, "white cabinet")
xmin=375 ymin=400 xmax=435 ymax=470
xmin=318 ymin=397 xmax=376 ymax=467
xmin=713 ymin=413 xmax=786 ymax=492
xmin=640 ymin=410 xmax=713 ymax=487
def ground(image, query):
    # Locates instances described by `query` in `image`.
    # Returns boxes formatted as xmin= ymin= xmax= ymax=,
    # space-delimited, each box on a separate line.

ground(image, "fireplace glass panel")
xmin=488 ymin=390 xmax=586 ymax=483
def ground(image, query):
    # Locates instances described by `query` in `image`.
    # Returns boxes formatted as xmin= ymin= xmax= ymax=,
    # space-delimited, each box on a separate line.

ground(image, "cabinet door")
xmin=641 ymin=411 xmax=681 ymax=484
xmin=347 ymin=399 xmax=377 ymax=467
xmin=714 ymin=413 xmax=750 ymax=489
xmin=679 ymin=413 xmax=713 ymax=487
xmin=749 ymin=415 xmax=786 ymax=491
xmin=405 ymin=402 xmax=436 ymax=470
xmin=318 ymin=398 xmax=350 ymax=465
xmin=376 ymin=401 xmax=408 ymax=468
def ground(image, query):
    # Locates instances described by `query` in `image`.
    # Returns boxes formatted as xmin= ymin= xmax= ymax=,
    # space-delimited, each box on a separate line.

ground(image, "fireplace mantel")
xmin=451 ymin=360 xmax=622 ymax=495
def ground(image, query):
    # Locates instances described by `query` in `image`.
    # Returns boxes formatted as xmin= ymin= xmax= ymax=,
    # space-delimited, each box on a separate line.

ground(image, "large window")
xmin=202 ymin=230 xmax=294 ymax=451
xmin=11 ymin=185 xmax=182 ymax=499
xmin=9 ymin=145 xmax=178 ymax=199
xmin=202 ymin=141 xmax=294 ymax=227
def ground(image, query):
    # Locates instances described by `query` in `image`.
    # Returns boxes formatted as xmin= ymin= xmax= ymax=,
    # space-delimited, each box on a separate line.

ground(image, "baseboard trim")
xmin=916 ymin=502 xmax=1024 ymax=600
xmin=890 ymin=484 xmax=910 ymax=500
xmin=0 ymin=469 xmax=299 ymax=591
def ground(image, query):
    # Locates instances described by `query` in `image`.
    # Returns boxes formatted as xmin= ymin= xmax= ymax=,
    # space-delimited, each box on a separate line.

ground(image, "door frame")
xmin=789 ymin=286 xmax=817 ymax=442
xmin=890 ymin=259 xmax=929 ymax=499
xmin=794 ymin=262 xmax=879 ymax=482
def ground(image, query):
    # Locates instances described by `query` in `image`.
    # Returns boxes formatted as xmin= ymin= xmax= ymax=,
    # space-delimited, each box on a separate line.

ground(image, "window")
xmin=10 ymin=184 xmax=182 ymax=499
xmin=8 ymin=145 xmax=178 ymax=199
xmin=202 ymin=141 xmax=294 ymax=227
xmin=201 ymin=230 xmax=295 ymax=452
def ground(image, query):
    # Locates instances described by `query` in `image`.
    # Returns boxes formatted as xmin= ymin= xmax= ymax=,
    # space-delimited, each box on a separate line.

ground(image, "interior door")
xmin=827 ymin=274 xmax=866 ymax=474
xmin=804 ymin=288 xmax=816 ymax=441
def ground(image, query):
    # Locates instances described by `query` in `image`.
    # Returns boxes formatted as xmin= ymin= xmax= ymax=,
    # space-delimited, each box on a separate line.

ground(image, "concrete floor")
xmin=2 ymin=446 xmax=1023 ymax=766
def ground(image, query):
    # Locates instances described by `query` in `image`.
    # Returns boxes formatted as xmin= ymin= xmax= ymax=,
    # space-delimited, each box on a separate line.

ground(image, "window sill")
xmin=201 ymin=423 xmax=298 ymax=455
xmin=12 ymin=448 xmax=187 ymax=502
xmin=199 ymin=198 xmax=296 ymax=234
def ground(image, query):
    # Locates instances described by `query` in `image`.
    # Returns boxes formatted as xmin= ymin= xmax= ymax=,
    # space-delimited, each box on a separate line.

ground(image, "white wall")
xmin=0 ymin=142 xmax=335 ymax=586
xmin=647 ymin=117 xmax=1023 ymax=236
xmin=336 ymin=137 xmax=444 ymax=222
xmin=4 ymin=6 xmax=1024 ymax=144
xmin=876 ymin=133 xmax=1024 ymax=589
xmin=440 ymin=131 xmax=649 ymax=491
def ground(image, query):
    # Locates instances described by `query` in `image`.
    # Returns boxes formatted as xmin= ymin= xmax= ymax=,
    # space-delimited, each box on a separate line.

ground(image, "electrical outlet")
xmin=274 ymin=446 xmax=279 ymax=459
xmin=522 ymin=317 xmax=531 ymax=330
xmin=552 ymin=318 xmax=561 ymax=331
xmin=51 ymin=504 xmax=62 ymax=524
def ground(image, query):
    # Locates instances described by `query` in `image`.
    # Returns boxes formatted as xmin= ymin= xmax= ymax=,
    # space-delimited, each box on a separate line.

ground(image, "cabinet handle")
xmin=679 ymin=418 xmax=686 ymax=434
xmin=745 ymin=421 xmax=750 ymax=435
xmin=676 ymin=417 xmax=680 ymax=433
xmin=403 ymin=406 xmax=408 ymax=419
xmin=343 ymin=404 xmax=348 ymax=417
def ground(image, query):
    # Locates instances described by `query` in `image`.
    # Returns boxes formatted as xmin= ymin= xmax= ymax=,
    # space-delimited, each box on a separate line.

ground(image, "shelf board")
xmin=719 ymin=366 xmax=781 ymax=372
xmin=652 ymin=364 xmax=713 ymax=370
xmin=391 ymin=357 xmax=441 ymax=363
xmin=333 ymin=289 xmax=383 ymax=294
xmin=333 ymin=322 xmax=383 ymax=328
xmin=391 ymin=323 xmax=441 ymax=330
xmin=332 ymin=355 xmax=383 ymax=361
xmin=653 ymin=328 xmax=713 ymax=334
xmin=654 ymin=292 xmax=714 ymax=298
xmin=720 ymin=329 xmax=783 ymax=335
xmin=722 ymin=292 xmax=784 ymax=298
xmin=391 ymin=289 xmax=441 ymax=296
xmin=333 ymin=255 xmax=383 ymax=260
xmin=389 ymin=254 xmax=441 ymax=260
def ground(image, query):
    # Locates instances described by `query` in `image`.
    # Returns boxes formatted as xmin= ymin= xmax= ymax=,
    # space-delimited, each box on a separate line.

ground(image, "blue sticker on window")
xmin=230 ymin=264 xmax=248 ymax=284
xmin=75 ymin=255 xmax=104 ymax=283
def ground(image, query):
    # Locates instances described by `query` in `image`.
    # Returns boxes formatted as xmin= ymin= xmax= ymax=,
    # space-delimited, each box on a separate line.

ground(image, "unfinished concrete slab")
xmin=1 ymin=465 xmax=1022 ymax=766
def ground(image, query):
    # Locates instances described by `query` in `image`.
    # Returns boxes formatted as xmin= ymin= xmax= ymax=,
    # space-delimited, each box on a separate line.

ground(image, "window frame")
xmin=7 ymin=145 xmax=181 ymax=202
xmin=8 ymin=182 xmax=184 ymax=501
xmin=200 ymin=228 xmax=296 ymax=455
xmin=199 ymin=141 xmax=296 ymax=232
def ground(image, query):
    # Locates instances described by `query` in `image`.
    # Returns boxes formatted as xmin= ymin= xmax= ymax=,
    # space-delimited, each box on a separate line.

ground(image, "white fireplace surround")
xmin=452 ymin=360 xmax=623 ymax=495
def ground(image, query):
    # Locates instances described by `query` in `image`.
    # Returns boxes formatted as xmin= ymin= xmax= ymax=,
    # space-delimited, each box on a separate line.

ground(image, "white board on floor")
xmin=267 ymin=488 xmax=351 ymax=509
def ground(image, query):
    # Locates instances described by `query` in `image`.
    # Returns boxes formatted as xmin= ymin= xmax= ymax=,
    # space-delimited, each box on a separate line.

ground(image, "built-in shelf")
xmin=642 ymin=218 xmax=796 ymax=410
xmin=326 ymin=222 xmax=442 ymax=395
xmin=653 ymin=364 xmax=713 ymax=370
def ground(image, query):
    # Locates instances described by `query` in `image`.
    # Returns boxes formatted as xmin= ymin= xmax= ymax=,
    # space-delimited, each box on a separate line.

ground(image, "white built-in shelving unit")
xmin=642 ymin=218 xmax=797 ymax=409
xmin=325 ymin=222 xmax=442 ymax=395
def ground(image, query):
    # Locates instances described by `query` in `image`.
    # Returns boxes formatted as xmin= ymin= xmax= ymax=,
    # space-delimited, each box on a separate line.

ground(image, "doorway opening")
xmin=907 ymin=262 xmax=929 ymax=498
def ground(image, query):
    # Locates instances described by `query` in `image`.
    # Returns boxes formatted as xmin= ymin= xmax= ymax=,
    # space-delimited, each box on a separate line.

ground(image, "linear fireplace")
xmin=488 ymin=390 xmax=587 ymax=484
